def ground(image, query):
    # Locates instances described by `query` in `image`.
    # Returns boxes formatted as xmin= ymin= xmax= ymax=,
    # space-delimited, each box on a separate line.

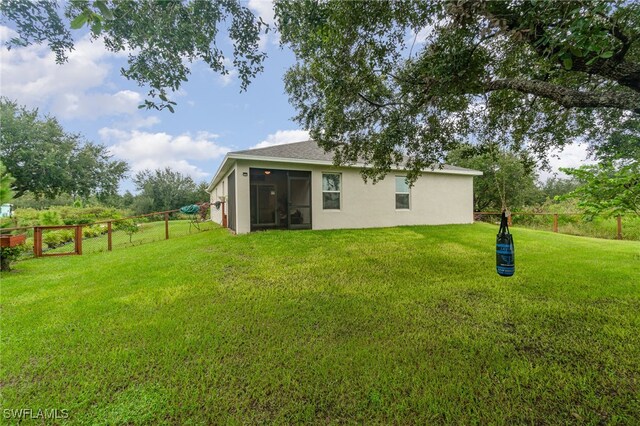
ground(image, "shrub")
xmin=60 ymin=230 xmax=74 ymax=242
xmin=42 ymin=230 xmax=74 ymax=249
xmin=43 ymin=231 xmax=63 ymax=249
xmin=39 ymin=211 xmax=63 ymax=226
xmin=0 ymin=244 xmax=26 ymax=272
xmin=14 ymin=206 xmax=131 ymax=227
xmin=64 ymin=216 xmax=94 ymax=225
xmin=82 ymin=225 xmax=105 ymax=238
xmin=114 ymin=219 xmax=139 ymax=243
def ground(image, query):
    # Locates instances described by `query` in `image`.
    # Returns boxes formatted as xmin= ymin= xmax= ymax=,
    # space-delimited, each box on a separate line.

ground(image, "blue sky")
xmin=0 ymin=2 xmax=591 ymax=192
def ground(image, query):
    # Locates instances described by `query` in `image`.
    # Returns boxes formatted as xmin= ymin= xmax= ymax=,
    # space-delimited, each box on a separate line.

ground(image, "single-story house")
xmin=207 ymin=140 xmax=482 ymax=234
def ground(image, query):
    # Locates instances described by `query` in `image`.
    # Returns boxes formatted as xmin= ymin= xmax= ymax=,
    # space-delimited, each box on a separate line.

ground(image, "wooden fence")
xmin=475 ymin=211 xmax=624 ymax=240
xmin=1 ymin=205 xmax=215 ymax=260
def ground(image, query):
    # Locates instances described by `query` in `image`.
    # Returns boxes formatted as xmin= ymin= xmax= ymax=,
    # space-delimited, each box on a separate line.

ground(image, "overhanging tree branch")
xmin=484 ymin=79 xmax=640 ymax=113
xmin=469 ymin=2 xmax=640 ymax=93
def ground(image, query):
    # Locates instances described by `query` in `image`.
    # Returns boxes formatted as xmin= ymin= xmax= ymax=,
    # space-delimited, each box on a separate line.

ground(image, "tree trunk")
xmin=1 ymin=256 xmax=12 ymax=272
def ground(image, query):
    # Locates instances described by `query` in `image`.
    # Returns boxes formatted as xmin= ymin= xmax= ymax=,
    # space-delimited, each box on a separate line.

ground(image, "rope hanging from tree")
xmin=491 ymin=145 xmax=515 ymax=277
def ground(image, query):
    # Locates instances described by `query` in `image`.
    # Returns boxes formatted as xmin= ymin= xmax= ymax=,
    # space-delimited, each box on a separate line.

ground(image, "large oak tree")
xmin=0 ymin=99 xmax=128 ymax=200
xmin=276 ymin=0 xmax=640 ymax=181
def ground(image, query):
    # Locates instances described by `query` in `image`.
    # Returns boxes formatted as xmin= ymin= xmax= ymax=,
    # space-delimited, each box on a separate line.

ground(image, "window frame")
xmin=322 ymin=172 xmax=342 ymax=211
xmin=395 ymin=176 xmax=411 ymax=210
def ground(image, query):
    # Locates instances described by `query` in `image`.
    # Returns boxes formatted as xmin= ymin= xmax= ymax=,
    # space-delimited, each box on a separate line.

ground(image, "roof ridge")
xmin=232 ymin=139 xmax=315 ymax=154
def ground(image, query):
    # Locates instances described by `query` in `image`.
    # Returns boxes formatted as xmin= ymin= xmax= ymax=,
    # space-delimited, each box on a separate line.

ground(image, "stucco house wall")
xmin=211 ymin=159 xmax=474 ymax=234
xmin=207 ymin=141 xmax=481 ymax=234
xmin=209 ymin=165 xmax=235 ymax=225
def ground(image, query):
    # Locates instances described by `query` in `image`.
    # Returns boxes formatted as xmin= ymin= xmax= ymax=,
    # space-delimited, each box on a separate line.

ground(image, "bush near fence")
xmin=9 ymin=206 xmax=131 ymax=228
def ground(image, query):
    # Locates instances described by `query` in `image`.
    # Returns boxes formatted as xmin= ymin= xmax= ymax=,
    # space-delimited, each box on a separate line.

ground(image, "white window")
xmin=322 ymin=173 xmax=341 ymax=210
xmin=395 ymin=176 xmax=410 ymax=210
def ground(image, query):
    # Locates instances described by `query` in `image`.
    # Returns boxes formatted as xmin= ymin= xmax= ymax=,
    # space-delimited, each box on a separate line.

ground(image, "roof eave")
xmin=208 ymin=153 xmax=482 ymax=181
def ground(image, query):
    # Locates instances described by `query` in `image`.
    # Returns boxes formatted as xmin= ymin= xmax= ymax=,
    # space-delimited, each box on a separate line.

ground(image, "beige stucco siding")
xmin=209 ymin=164 xmax=236 ymax=226
xmin=231 ymin=159 xmax=474 ymax=234
xmin=313 ymin=168 xmax=473 ymax=231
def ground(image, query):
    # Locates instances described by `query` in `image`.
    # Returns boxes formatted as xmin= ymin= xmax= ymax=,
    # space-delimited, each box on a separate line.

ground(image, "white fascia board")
xmin=228 ymin=153 xmax=483 ymax=176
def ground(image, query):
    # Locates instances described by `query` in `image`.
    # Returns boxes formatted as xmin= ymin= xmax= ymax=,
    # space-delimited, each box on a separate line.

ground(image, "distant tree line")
xmin=126 ymin=168 xmax=209 ymax=214
xmin=445 ymin=117 xmax=638 ymax=217
xmin=446 ymin=146 xmax=581 ymax=212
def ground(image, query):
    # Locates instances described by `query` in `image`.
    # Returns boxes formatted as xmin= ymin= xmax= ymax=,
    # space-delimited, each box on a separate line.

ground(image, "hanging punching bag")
xmin=496 ymin=211 xmax=515 ymax=277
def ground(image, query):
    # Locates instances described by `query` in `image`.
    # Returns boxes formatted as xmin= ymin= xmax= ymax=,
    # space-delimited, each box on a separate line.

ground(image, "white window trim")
xmin=395 ymin=176 xmax=411 ymax=211
xmin=322 ymin=172 xmax=342 ymax=211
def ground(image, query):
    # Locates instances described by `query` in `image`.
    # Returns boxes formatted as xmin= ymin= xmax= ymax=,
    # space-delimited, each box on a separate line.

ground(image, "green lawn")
xmin=1 ymin=223 xmax=639 ymax=424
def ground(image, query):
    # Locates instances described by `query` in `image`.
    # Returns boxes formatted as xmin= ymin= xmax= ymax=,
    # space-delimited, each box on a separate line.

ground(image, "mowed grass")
xmin=1 ymin=223 xmax=638 ymax=424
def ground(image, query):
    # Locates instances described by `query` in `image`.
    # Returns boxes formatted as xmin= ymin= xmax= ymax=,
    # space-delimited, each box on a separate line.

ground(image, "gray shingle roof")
xmin=231 ymin=140 xmax=479 ymax=173
xmin=233 ymin=140 xmax=334 ymax=162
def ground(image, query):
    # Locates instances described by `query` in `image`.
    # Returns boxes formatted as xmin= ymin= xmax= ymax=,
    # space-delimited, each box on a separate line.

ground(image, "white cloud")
xmin=411 ymin=26 xmax=433 ymax=45
xmin=538 ymin=143 xmax=597 ymax=181
xmin=124 ymin=115 xmax=162 ymax=130
xmin=51 ymin=90 xmax=143 ymax=120
xmin=407 ymin=18 xmax=448 ymax=50
xmin=217 ymin=58 xmax=238 ymax=86
xmin=248 ymin=0 xmax=276 ymax=49
xmin=248 ymin=0 xmax=275 ymax=25
xmin=0 ymin=26 xmax=142 ymax=120
xmin=252 ymin=129 xmax=310 ymax=148
xmin=0 ymin=25 xmax=18 ymax=41
xmin=101 ymin=128 xmax=231 ymax=179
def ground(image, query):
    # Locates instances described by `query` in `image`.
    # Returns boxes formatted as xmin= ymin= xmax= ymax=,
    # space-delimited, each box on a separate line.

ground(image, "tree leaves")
xmin=447 ymin=146 xmax=542 ymax=211
xmin=133 ymin=168 xmax=202 ymax=214
xmin=0 ymin=161 xmax=15 ymax=205
xmin=560 ymin=118 xmax=640 ymax=217
xmin=2 ymin=0 xmax=268 ymax=110
xmin=560 ymin=163 xmax=639 ymax=217
xmin=0 ymin=99 xmax=128 ymax=200
xmin=69 ymin=13 xmax=88 ymax=30
xmin=276 ymin=0 xmax=639 ymax=181
xmin=93 ymin=0 xmax=114 ymax=21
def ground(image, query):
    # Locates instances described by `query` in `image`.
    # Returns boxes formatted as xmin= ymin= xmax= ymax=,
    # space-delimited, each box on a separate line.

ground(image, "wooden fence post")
xmin=165 ymin=213 xmax=169 ymax=239
xmin=553 ymin=214 xmax=559 ymax=233
xmin=75 ymin=226 xmax=83 ymax=255
xmin=107 ymin=221 xmax=112 ymax=251
xmin=34 ymin=226 xmax=42 ymax=257
xmin=221 ymin=202 xmax=227 ymax=228
xmin=617 ymin=215 xmax=622 ymax=240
